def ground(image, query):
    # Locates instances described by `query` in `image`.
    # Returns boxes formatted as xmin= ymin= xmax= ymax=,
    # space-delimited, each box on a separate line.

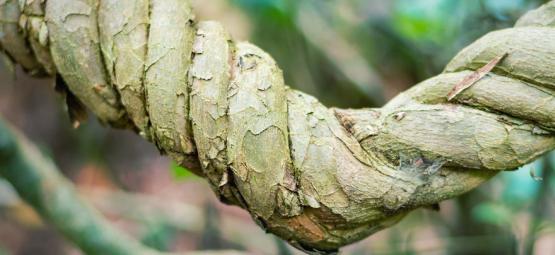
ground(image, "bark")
xmin=1 ymin=0 xmax=555 ymax=252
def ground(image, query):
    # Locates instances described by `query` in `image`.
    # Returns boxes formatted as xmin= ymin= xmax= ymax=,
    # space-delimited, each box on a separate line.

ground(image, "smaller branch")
xmin=0 ymin=117 xmax=166 ymax=255
xmin=0 ymin=117 xmax=245 ymax=255
xmin=82 ymin=187 xmax=279 ymax=252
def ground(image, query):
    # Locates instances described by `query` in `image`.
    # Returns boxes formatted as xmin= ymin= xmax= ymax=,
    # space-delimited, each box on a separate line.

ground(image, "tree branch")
xmin=0 ymin=117 xmax=169 ymax=255
xmin=0 ymin=117 xmax=245 ymax=255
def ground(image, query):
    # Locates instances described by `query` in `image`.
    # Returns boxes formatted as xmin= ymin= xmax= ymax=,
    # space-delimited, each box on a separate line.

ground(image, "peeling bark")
xmin=2 ymin=0 xmax=555 ymax=252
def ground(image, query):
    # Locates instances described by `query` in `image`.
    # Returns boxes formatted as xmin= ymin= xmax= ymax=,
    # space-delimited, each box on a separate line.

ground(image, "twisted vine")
xmin=2 ymin=0 xmax=555 ymax=252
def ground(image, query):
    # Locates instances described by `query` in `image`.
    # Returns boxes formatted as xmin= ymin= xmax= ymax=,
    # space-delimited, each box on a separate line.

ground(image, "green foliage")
xmin=468 ymin=155 xmax=552 ymax=228
xmin=391 ymin=0 xmax=534 ymax=43
xmin=170 ymin=161 xmax=197 ymax=181
xmin=392 ymin=0 xmax=461 ymax=43
xmin=231 ymin=0 xmax=295 ymax=27
xmin=472 ymin=202 xmax=513 ymax=227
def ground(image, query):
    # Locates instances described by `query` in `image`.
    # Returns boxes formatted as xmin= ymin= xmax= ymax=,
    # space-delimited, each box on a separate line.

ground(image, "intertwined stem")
xmin=1 ymin=0 xmax=555 ymax=252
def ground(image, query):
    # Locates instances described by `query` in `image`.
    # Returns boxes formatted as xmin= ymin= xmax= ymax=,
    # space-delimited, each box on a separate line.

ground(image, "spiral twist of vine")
xmin=2 ymin=0 xmax=555 ymax=252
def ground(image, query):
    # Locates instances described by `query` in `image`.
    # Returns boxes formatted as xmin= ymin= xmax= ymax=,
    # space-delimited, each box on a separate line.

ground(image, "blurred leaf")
xmin=170 ymin=161 xmax=197 ymax=181
xmin=472 ymin=202 xmax=513 ymax=227
xmin=392 ymin=0 xmax=460 ymax=43
xmin=232 ymin=0 xmax=286 ymax=9
xmin=141 ymin=222 xmax=176 ymax=251
xmin=484 ymin=0 xmax=528 ymax=20
xmin=501 ymin=161 xmax=542 ymax=208
xmin=231 ymin=0 xmax=292 ymax=24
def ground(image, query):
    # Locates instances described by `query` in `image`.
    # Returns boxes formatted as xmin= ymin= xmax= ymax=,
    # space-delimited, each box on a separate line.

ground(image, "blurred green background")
xmin=0 ymin=0 xmax=554 ymax=254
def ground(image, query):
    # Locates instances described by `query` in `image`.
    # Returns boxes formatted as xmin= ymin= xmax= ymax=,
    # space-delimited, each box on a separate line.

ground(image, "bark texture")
xmin=2 ymin=0 xmax=555 ymax=252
